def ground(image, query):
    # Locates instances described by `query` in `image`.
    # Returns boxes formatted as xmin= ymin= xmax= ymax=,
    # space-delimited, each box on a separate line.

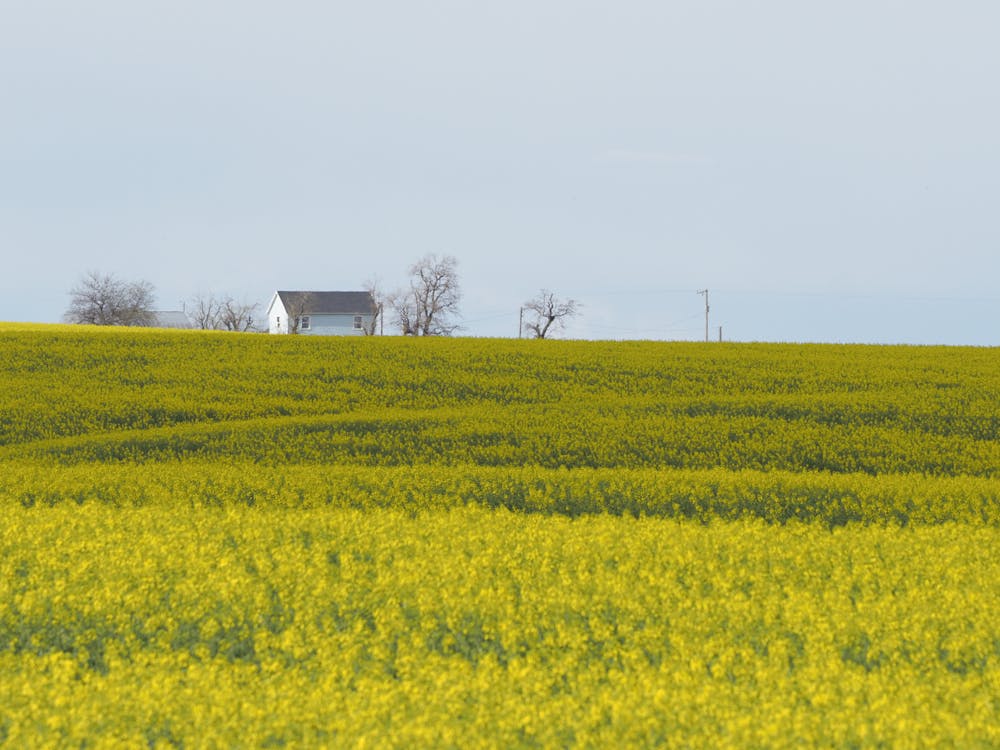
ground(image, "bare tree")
xmin=390 ymin=254 xmax=461 ymax=336
xmin=522 ymin=289 xmax=580 ymax=339
xmin=388 ymin=288 xmax=416 ymax=336
xmin=186 ymin=292 xmax=224 ymax=330
xmin=64 ymin=270 xmax=157 ymax=326
xmin=219 ymin=297 xmax=259 ymax=332
xmin=185 ymin=293 xmax=259 ymax=331
xmin=282 ymin=292 xmax=315 ymax=334
xmin=361 ymin=278 xmax=385 ymax=335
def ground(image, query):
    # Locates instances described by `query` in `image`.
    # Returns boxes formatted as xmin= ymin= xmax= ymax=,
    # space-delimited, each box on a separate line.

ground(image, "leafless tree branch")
xmin=522 ymin=289 xmax=580 ymax=339
xmin=64 ymin=270 xmax=157 ymax=326
xmin=390 ymin=254 xmax=461 ymax=336
xmin=186 ymin=293 xmax=259 ymax=331
xmin=220 ymin=297 xmax=259 ymax=332
xmin=186 ymin=293 xmax=224 ymax=330
xmin=284 ymin=293 xmax=315 ymax=334
xmin=362 ymin=278 xmax=385 ymax=336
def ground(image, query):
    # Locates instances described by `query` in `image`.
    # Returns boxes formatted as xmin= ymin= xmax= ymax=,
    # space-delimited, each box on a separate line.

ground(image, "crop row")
xmin=6 ymin=405 xmax=998 ymax=479
xmin=3 ymin=460 xmax=999 ymax=526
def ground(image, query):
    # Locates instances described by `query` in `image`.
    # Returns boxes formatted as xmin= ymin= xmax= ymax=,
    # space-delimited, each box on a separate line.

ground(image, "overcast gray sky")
xmin=2 ymin=1 xmax=998 ymax=343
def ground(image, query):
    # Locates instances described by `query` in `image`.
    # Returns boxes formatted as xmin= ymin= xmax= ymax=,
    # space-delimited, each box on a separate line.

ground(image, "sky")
xmin=2 ymin=0 xmax=998 ymax=344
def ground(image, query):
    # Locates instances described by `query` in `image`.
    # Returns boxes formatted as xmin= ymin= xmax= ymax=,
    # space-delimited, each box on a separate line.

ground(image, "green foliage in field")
xmin=2 ymin=324 xmax=998 ymax=523
xmin=5 ymin=328 xmax=1000 ymax=467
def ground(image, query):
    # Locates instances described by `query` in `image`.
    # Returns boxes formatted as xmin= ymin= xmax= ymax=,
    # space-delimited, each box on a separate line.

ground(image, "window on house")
xmin=354 ymin=315 xmax=363 ymax=329
xmin=300 ymin=316 xmax=311 ymax=331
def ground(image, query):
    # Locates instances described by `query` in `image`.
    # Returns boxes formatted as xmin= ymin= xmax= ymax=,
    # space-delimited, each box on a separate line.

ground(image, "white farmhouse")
xmin=267 ymin=291 xmax=377 ymax=335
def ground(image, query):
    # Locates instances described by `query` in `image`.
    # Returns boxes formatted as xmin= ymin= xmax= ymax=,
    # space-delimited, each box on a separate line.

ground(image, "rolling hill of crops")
xmin=2 ymin=323 xmax=999 ymax=747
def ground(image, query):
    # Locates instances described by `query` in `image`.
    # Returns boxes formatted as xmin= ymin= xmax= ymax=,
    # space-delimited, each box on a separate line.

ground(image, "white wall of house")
xmin=266 ymin=294 xmax=289 ymax=334
xmin=298 ymin=314 xmax=368 ymax=335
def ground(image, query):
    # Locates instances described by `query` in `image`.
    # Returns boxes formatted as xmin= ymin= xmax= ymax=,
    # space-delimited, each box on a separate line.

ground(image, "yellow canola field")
xmin=3 ymin=325 xmax=1000 ymax=746
xmin=2 ymin=505 xmax=1000 ymax=748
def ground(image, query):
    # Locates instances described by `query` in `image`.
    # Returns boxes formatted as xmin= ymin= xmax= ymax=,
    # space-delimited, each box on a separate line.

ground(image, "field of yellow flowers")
xmin=1 ymin=323 xmax=999 ymax=746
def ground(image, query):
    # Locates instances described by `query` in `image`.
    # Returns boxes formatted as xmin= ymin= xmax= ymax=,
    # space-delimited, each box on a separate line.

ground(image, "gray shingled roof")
xmin=277 ymin=291 xmax=375 ymax=315
xmin=151 ymin=311 xmax=193 ymax=329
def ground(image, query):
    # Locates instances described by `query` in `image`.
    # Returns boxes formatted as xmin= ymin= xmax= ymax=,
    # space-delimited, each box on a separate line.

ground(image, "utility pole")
xmin=518 ymin=307 xmax=524 ymax=339
xmin=718 ymin=325 xmax=723 ymax=342
xmin=697 ymin=289 xmax=709 ymax=342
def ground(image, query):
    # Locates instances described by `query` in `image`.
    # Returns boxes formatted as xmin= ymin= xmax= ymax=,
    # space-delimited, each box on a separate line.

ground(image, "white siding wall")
xmin=267 ymin=295 xmax=289 ymax=334
xmin=299 ymin=314 xmax=367 ymax=335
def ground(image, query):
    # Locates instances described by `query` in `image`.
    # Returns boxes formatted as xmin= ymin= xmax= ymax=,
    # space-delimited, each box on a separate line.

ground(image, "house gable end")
xmin=265 ymin=292 xmax=286 ymax=318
